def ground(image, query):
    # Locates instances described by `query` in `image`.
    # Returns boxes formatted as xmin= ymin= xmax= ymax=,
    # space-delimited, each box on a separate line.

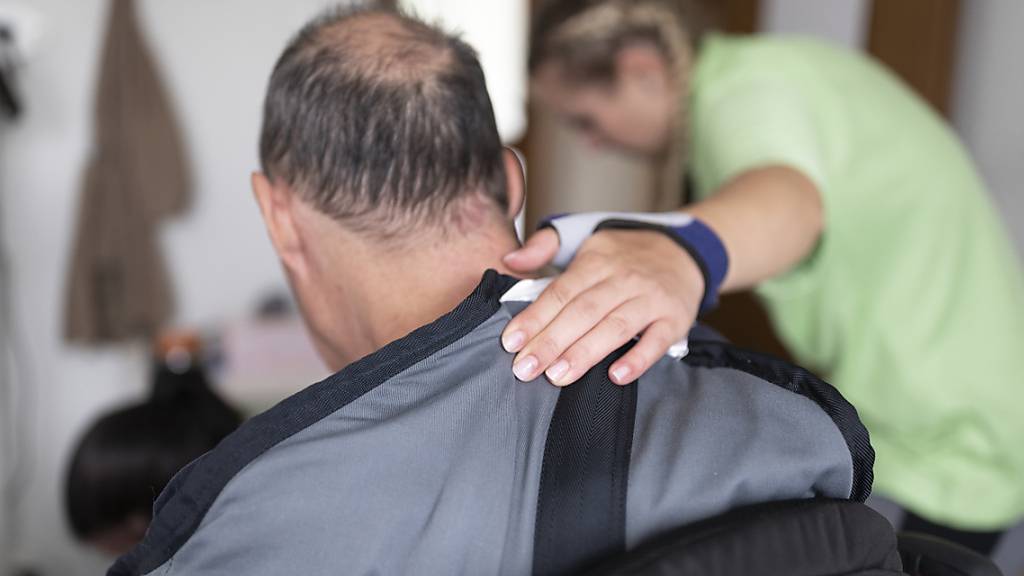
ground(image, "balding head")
xmin=259 ymin=6 xmax=508 ymax=240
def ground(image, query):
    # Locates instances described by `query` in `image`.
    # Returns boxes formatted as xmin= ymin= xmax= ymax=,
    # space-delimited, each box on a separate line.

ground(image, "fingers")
xmin=608 ymin=320 xmax=678 ymax=385
xmin=501 ymin=254 xmax=608 ymax=354
xmin=542 ymin=298 xmax=654 ymax=386
xmin=509 ymin=277 xmax=628 ymax=383
xmin=502 ymin=228 xmax=559 ymax=273
xmin=502 ymin=227 xmax=703 ymax=387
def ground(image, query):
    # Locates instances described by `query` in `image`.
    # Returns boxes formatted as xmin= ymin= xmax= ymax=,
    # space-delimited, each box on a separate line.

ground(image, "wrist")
xmin=539 ymin=211 xmax=729 ymax=314
xmin=643 ymin=229 xmax=706 ymax=305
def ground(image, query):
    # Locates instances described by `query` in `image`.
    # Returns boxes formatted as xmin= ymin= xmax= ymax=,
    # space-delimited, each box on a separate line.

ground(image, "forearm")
xmin=686 ymin=165 xmax=824 ymax=292
xmin=500 ymin=165 xmax=822 ymax=385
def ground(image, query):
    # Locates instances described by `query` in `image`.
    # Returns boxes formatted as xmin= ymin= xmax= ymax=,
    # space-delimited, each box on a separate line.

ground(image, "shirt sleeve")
xmin=691 ymin=70 xmax=830 ymax=199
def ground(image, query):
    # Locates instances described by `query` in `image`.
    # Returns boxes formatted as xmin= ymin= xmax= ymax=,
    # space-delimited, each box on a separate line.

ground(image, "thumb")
xmin=503 ymin=228 xmax=559 ymax=272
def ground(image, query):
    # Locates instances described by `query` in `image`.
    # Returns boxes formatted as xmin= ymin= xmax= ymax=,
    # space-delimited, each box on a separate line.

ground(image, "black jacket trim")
xmin=108 ymin=270 xmax=519 ymax=576
xmin=533 ymin=344 xmax=638 ymax=576
xmin=683 ymin=339 xmax=875 ymax=502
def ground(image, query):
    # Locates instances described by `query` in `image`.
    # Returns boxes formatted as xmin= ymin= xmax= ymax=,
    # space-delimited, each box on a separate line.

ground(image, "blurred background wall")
xmin=0 ymin=1 xmax=1020 ymax=575
xmin=0 ymin=1 xmax=349 ymax=573
xmin=952 ymin=1 xmax=1024 ymax=253
xmin=761 ymin=0 xmax=869 ymax=48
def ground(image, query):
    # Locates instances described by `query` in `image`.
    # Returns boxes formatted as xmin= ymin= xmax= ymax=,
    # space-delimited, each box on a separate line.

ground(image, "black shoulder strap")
xmin=532 ymin=336 xmax=874 ymax=575
xmin=532 ymin=345 xmax=638 ymax=576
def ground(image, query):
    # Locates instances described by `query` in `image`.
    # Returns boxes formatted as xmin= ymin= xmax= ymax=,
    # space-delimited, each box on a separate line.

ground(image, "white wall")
xmin=761 ymin=0 xmax=870 ymax=48
xmin=0 ymin=1 xmax=350 ymax=573
xmin=1 ymin=4 xmax=147 ymax=573
xmin=403 ymin=0 xmax=528 ymax=143
xmin=951 ymin=0 xmax=1024 ymax=255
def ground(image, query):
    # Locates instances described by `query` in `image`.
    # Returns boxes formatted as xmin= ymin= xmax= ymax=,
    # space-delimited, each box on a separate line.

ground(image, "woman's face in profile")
xmin=532 ymin=47 xmax=678 ymax=157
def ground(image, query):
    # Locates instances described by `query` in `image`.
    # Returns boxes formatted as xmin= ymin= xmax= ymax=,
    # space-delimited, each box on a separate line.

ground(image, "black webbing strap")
xmin=532 ymin=346 xmax=638 ymax=576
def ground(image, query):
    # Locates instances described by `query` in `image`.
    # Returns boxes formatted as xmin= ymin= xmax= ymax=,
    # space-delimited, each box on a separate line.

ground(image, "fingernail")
xmin=502 ymin=252 xmax=520 ymax=263
xmin=546 ymin=359 xmax=570 ymax=384
xmin=513 ymin=355 xmax=538 ymax=381
xmin=610 ymin=365 xmax=632 ymax=384
xmin=502 ymin=330 xmax=526 ymax=352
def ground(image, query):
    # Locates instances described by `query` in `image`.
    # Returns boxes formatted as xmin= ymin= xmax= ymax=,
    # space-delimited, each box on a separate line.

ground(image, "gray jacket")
xmin=110 ymin=271 xmax=872 ymax=576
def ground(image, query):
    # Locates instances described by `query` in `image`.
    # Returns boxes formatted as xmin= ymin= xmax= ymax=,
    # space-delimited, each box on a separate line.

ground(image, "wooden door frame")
xmin=867 ymin=0 xmax=962 ymax=117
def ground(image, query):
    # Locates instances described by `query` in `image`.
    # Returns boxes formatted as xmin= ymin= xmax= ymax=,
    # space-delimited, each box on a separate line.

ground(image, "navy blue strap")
xmin=668 ymin=218 xmax=728 ymax=313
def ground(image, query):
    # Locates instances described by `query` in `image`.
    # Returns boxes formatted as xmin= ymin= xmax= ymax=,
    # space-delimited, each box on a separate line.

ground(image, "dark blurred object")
xmin=588 ymin=500 xmax=1004 ymax=576
xmin=704 ymin=0 xmax=759 ymax=34
xmin=903 ymin=511 xmax=1004 ymax=558
xmin=255 ymin=291 xmax=295 ymax=319
xmin=868 ymin=0 xmax=961 ymax=117
xmin=64 ymin=0 xmax=191 ymax=343
xmin=65 ymin=331 xmax=241 ymax=556
xmin=899 ymin=533 xmax=1003 ymax=576
xmin=0 ymin=23 xmax=21 ymax=119
xmin=702 ymin=291 xmax=795 ymax=362
xmin=591 ymin=499 xmax=904 ymax=576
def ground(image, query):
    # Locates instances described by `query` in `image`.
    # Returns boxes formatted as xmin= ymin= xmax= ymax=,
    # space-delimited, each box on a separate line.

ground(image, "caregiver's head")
xmin=529 ymin=0 xmax=706 ymax=156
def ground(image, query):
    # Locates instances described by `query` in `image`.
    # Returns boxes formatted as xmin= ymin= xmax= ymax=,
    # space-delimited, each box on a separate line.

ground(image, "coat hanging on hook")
xmin=64 ymin=0 xmax=192 ymax=343
xmin=0 ymin=23 xmax=21 ymax=118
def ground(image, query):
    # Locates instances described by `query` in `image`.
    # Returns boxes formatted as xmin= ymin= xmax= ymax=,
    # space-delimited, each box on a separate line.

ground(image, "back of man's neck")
xmin=327 ymin=225 xmax=523 ymax=369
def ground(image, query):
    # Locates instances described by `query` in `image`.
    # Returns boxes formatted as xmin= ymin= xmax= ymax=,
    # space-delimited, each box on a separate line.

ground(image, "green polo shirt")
xmin=689 ymin=34 xmax=1024 ymax=529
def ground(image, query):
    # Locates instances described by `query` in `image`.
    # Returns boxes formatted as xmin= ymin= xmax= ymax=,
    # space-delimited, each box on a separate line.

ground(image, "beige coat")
xmin=65 ymin=0 xmax=190 ymax=343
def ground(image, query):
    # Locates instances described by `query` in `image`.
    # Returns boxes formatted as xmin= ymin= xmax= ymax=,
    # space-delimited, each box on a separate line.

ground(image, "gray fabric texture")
xmin=627 ymin=359 xmax=853 ymax=549
xmin=137 ymin=293 xmax=855 ymax=576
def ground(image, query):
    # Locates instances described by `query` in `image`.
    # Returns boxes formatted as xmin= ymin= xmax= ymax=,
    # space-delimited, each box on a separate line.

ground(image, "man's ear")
xmin=503 ymin=147 xmax=526 ymax=221
xmin=615 ymin=42 xmax=670 ymax=93
xmin=251 ymin=172 xmax=308 ymax=278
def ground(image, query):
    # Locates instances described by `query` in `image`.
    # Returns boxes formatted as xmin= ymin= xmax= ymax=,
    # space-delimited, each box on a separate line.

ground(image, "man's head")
xmin=252 ymin=7 xmax=524 ymax=369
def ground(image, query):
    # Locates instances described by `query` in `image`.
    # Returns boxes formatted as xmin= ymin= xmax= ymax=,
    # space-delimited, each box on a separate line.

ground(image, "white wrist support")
xmin=540 ymin=212 xmax=695 ymax=269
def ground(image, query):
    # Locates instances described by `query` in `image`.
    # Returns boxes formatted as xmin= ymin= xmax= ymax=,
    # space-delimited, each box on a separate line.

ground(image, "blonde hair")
xmin=530 ymin=0 xmax=706 ymax=209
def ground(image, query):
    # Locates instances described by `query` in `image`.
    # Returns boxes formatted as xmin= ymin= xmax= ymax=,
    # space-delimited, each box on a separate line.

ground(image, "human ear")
xmin=503 ymin=147 xmax=526 ymax=221
xmin=251 ymin=172 xmax=308 ymax=278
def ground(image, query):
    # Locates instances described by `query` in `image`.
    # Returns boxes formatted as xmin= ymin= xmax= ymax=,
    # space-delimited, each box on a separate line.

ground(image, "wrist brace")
xmin=538 ymin=212 xmax=729 ymax=314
